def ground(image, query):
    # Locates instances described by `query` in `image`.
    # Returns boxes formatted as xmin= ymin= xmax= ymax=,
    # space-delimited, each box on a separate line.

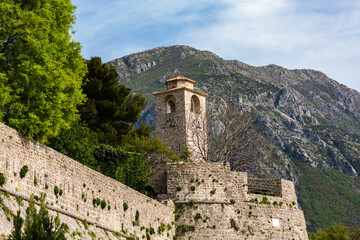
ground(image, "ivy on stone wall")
xmin=0 ymin=173 xmax=6 ymax=187
xmin=94 ymin=145 xmax=150 ymax=194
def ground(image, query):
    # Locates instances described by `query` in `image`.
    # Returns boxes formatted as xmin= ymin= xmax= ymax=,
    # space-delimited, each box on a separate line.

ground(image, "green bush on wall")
xmin=100 ymin=200 xmax=106 ymax=209
xmin=0 ymin=173 xmax=6 ymax=187
xmin=20 ymin=165 xmax=29 ymax=178
xmin=123 ymin=202 xmax=128 ymax=211
xmin=54 ymin=186 xmax=59 ymax=196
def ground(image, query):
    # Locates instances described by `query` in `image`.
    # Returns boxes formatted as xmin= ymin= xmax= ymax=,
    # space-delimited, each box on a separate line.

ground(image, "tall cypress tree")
xmin=80 ymin=57 xmax=146 ymax=146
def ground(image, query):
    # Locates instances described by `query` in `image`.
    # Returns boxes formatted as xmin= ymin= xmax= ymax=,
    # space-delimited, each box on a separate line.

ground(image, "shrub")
xmin=230 ymin=199 xmax=236 ymax=204
xmin=8 ymin=194 xmax=69 ymax=239
xmin=157 ymin=222 xmax=166 ymax=235
xmin=48 ymin=122 xmax=97 ymax=168
xmin=94 ymin=145 xmax=151 ymax=195
xmin=0 ymin=173 xmax=6 ymax=187
xmin=230 ymin=219 xmax=239 ymax=231
xmin=309 ymin=224 xmax=351 ymax=240
xmin=19 ymin=165 xmax=29 ymax=179
xmin=194 ymin=213 xmax=202 ymax=220
xmin=54 ymin=186 xmax=59 ymax=196
xmin=210 ymin=189 xmax=216 ymax=195
xmin=248 ymin=198 xmax=258 ymax=203
xmin=176 ymin=186 xmax=182 ymax=191
xmin=259 ymin=197 xmax=270 ymax=204
xmin=176 ymin=225 xmax=195 ymax=236
xmin=33 ymin=176 xmax=38 ymax=186
xmin=93 ymin=198 xmax=101 ymax=207
xmin=123 ymin=202 xmax=128 ymax=211
xmin=135 ymin=210 xmax=140 ymax=221
xmin=190 ymin=186 xmax=195 ymax=191
xmin=100 ymin=200 xmax=106 ymax=209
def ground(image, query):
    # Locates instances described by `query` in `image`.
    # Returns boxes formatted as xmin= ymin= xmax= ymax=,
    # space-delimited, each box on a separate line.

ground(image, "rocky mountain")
xmin=107 ymin=45 xmax=360 ymax=231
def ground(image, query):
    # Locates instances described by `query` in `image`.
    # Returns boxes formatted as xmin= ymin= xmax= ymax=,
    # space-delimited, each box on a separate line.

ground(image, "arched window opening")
xmin=167 ymin=100 xmax=176 ymax=113
xmin=165 ymin=95 xmax=176 ymax=113
xmin=190 ymin=95 xmax=200 ymax=114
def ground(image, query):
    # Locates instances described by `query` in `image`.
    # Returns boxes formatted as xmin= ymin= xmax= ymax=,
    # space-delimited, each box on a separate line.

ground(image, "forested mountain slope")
xmin=107 ymin=45 xmax=360 ymax=231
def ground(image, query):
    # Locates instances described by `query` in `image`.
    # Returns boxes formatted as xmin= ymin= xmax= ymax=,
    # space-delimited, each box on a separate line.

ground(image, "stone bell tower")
xmin=153 ymin=76 xmax=207 ymax=162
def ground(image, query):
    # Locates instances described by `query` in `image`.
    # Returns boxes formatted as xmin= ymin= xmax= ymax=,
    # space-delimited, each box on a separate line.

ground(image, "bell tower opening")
xmin=190 ymin=95 xmax=200 ymax=114
xmin=166 ymin=95 xmax=176 ymax=113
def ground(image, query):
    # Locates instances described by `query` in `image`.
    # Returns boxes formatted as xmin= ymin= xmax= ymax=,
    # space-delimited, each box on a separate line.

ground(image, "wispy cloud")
xmin=72 ymin=0 xmax=360 ymax=91
xmin=179 ymin=0 xmax=360 ymax=90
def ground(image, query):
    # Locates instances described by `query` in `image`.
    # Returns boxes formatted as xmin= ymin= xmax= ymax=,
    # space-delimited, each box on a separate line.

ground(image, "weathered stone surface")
xmin=0 ymin=122 xmax=175 ymax=239
xmin=153 ymin=76 xmax=207 ymax=161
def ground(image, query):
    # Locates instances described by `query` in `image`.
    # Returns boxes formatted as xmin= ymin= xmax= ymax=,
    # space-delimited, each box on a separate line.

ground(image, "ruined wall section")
xmin=175 ymin=201 xmax=308 ymax=240
xmin=168 ymin=161 xmax=308 ymax=240
xmin=247 ymin=179 xmax=298 ymax=205
xmin=166 ymin=162 xmax=234 ymax=202
xmin=248 ymin=179 xmax=283 ymax=196
xmin=0 ymin=122 xmax=175 ymax=239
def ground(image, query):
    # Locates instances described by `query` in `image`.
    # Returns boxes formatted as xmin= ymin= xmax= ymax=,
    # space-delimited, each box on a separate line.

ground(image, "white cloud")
xmin=72 ymin=0 xmax=360 ymax=91
xmin=179 ymin=0 xmax=360 ymax=91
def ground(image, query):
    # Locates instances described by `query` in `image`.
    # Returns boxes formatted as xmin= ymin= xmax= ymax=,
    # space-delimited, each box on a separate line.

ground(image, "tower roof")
xmin=153 ymin=76 xmax=207 ymax=96
xmin=165 ymin=76 xmax=195 ymax=84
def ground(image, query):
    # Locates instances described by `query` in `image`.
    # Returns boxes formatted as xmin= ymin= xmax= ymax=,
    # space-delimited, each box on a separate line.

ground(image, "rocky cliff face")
xmin=107 ymin=45 xmax=360 ymax=231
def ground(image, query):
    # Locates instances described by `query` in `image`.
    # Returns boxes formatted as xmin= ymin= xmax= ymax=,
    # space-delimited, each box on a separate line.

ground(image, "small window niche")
xmin=166 ymin=95 xmax=176 ymax=113
xmin=272 ymin=218 xmax=280 ymax=227
xmin=190 ymin=95 xmax=200 ymax=114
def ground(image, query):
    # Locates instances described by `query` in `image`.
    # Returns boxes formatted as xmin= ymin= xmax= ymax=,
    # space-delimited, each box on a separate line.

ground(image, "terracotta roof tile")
xmin=152 ymin=87 xmax=207 ymax=97
xmin=165 ymin=76 xmax=195 ymax=84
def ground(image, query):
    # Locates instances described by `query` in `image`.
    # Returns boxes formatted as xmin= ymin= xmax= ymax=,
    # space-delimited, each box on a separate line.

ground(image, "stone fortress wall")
xmin=0 ymin=122 xmax=175 ymax=239
xmin=165 ymin=162 xmax=308 ymax=240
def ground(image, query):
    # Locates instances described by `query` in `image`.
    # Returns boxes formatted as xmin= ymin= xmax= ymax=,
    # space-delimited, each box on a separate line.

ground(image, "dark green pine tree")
xmin=79 ymin=57 xmax=147 ymax=146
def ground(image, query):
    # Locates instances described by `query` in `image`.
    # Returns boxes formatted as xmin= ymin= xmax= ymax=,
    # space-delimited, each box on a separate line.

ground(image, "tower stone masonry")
xmin=153 ymin=76 xmax=207 ymax=161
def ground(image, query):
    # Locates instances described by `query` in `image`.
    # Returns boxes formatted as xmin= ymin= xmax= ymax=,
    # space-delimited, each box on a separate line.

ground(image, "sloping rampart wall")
xmin=0 ymin=122 xmax=175 ymax=239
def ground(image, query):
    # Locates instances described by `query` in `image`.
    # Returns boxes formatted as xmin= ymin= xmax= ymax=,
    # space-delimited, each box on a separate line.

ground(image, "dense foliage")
xmin=296 ymin=162 xmax=360 ymax=231
xmin=79 ymin=57 xmax=146 ymax=146
xmin=9 ymin=194 xmax=69 ymax=240
xmin=48 ymin=122 xmax=97 ymax=168
xmin=309 ymin=224 xmax=360 ymax=240
xmin=94 ymin=145 xmax=150 ymax=194
xmin=0 ymin=0 xmax=87 ymax=143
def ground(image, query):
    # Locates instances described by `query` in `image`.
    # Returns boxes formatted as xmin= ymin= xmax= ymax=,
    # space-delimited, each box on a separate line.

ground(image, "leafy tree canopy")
xmin=309 ymin=224 xmax=360 ymax=240
xmin=0 ymin=0 xmax=87 ymax=143
xmin=48 ymin=121 xmax=98 ymax=168
xmin=80 ymin=57 xmax=147 ymax=146
xmin=94 ymin=145 xmax=150 ymax=194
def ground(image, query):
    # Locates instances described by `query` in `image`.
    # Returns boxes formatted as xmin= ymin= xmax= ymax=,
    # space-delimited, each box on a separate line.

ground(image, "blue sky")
xmin=72 ymin=0 xmax=360 ymax=91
